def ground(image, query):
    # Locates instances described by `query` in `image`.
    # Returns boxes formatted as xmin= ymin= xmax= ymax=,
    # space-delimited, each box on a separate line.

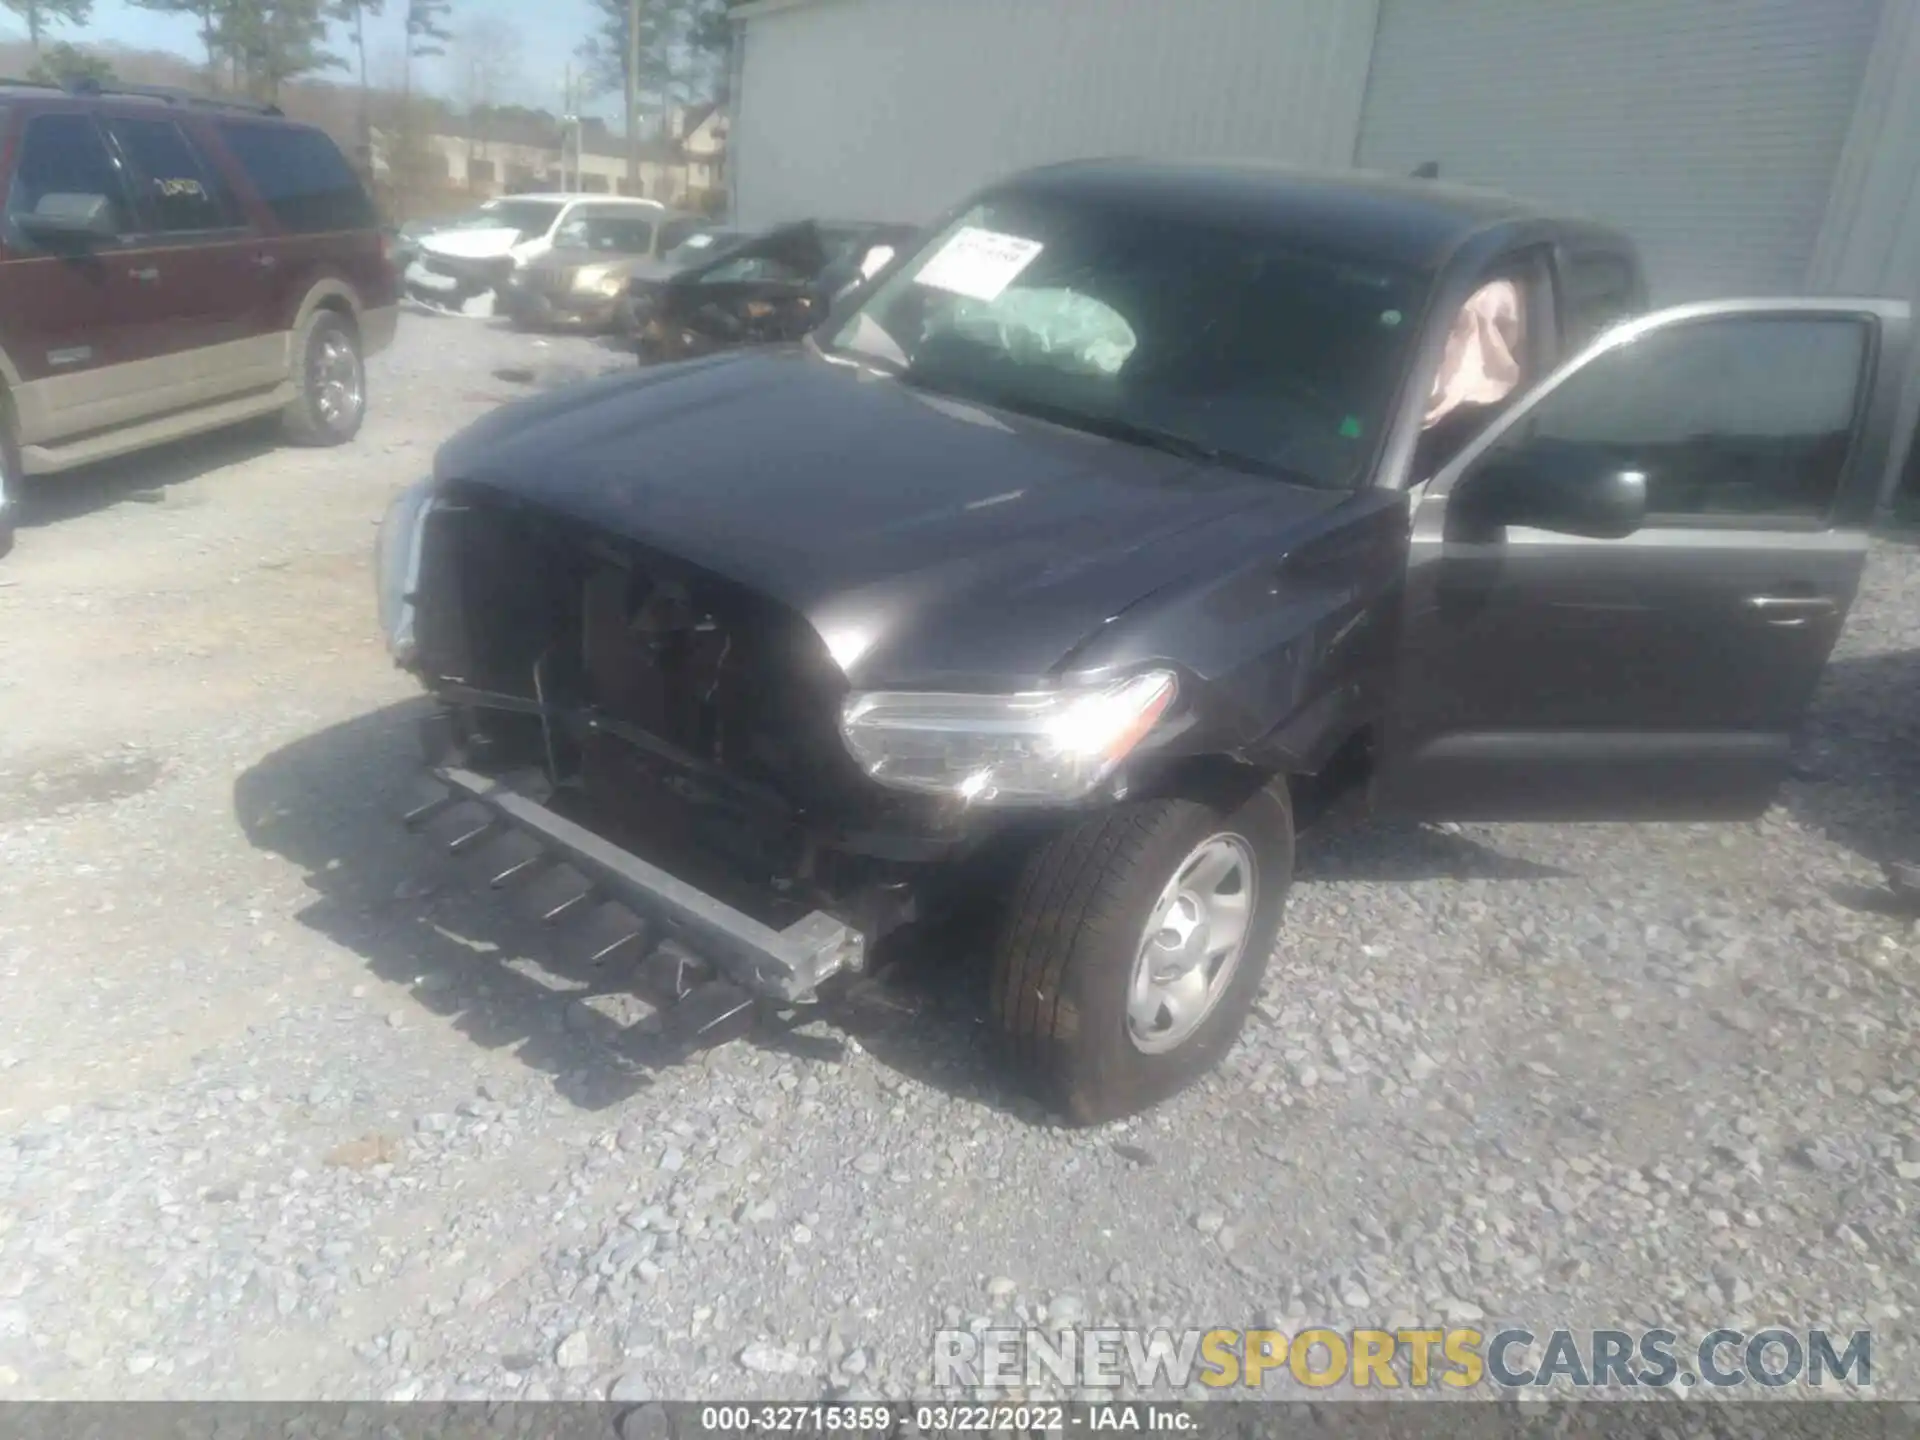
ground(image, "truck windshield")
xmin=823 ymin=194 xmax=1427 ymax=489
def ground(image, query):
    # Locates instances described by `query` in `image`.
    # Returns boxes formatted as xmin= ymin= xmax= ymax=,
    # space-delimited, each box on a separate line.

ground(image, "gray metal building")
xmin=727 ymin=0 xmax=1920 ymax=314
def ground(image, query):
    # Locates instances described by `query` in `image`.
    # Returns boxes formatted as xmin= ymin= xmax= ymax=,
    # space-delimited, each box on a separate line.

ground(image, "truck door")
xmin=0 ymin=110 xmax=142 ymax=448
xmin=101 ymin=113 xmax=269 ymax=404
xmin=1377 ymin=299 xmax=1910 ymax=822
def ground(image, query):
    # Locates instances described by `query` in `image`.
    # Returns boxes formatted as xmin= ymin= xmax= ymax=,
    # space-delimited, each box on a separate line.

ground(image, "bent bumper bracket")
xmin=430 ymin=765 xmax=863 ymax=1004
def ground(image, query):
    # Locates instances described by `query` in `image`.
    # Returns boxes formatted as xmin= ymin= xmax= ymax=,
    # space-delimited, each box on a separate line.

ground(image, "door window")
xmin=1412 ymin=261 xmax=1541 ymax=479
xmin=212 ymin=120 xmax=375 ymax=233
xmin=658 ymin=216 xmax=705 ymax=252
xmin=553 ymin=213 xmax=655 ymax=253
xmin=1559 ymin=252 xmax=1640 ymax=351
xmin=4 ymin=112 xmax=135 ymax=248
xmin=106 ymin=116 xmax=237 ymax=234
xmin=1474 ymin=314 xmax=1870 ymax=523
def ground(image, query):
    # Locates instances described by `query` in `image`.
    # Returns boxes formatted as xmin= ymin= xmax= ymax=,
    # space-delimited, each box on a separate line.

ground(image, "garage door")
xmin=1355 ymin=0 xmax=1883 ymax=301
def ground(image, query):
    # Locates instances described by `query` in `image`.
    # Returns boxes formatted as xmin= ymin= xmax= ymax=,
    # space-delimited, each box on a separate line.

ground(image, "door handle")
xmin=252 ymin=253 xmax=277 ymax=269
xmin=1745 ymin=594 xmax=1836 ymax=627
xmin=128 ymin=266 xmax=159 ymax=282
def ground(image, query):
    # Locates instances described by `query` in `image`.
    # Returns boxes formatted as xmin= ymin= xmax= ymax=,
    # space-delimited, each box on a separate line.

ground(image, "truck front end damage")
xmin=379 ymin=479 xmax=979 ymax=1033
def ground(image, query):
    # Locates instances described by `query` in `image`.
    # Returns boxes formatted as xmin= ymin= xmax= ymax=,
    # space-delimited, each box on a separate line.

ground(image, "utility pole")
xmin=561 ymin=64 xmax=576 ymax=193
xmin=625 ymin=0 xmax=641 ymax=196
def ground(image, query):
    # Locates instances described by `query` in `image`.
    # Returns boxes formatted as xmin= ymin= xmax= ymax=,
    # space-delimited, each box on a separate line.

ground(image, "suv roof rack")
xmin=61 ymin=78 xmax=283 ymax=116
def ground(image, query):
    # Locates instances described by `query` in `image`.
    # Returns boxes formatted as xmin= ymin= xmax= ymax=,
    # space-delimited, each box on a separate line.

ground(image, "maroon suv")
xmin=0 ymin=79 xmax=400 ymax=555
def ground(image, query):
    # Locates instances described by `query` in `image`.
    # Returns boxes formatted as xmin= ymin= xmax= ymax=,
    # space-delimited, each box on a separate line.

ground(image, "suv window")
xmin=213 ymin=120 xmax=374 ymax=234
xmin=4 ymin=112 xmax=135 ymax=247
xmin=658 ymin=216 xmax=705 ymax=252
xmin=553 ymin=214 xmax=655 ymax=253
xmin=1480 ymin=314 xmax=1868 ymax=522
xmin=1560 ymin=252 xmax=1639 ymax=351
xmin=106 ymin=116 xmax=236 ymax=233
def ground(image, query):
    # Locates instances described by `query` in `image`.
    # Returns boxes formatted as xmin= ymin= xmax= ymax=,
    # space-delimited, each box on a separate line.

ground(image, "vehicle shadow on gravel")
xmin=17 ymin=419 xmax=278 ymax=530
xmin=1787 ymin=646 xmax=1920 ymax=907
xmin=1293 ymin=816 xmax=1570 ymax=883
xmin=231 ymin=701 xmax=1595 ymax=1124
xmin=232 ymin=701 xmax=1043 ymax=1119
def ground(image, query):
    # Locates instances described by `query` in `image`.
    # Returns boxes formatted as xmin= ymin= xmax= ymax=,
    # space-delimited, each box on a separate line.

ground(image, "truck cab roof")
xmin=503 ymin=192 xmax=665 ymax=208
xmin=998 ymin=157 xmax=1635 ymax=274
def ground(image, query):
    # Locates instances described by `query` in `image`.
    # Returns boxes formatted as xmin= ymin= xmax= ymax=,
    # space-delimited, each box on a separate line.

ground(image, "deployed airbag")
xmin=946 ymin=288 xmax=1138 ymax=377
xmin=1424 ymin=278 xmax=1522 ymax=427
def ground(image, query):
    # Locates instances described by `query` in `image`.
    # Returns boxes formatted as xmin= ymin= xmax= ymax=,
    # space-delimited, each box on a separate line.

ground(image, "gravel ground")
xmin=2 ymin=311 xmax=1920 ymax=1403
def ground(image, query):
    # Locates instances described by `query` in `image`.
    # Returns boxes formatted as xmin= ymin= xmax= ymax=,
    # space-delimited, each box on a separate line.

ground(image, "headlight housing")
xmin=573 ymin=265 xmax=625 ymax=297
xmin=375 ymin=479 xmax=436 ymax=665
xmin=839 ymin=670 xmax=1179 ymax=805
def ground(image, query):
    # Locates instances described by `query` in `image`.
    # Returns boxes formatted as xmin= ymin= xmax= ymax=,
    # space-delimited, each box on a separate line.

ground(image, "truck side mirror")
xmin=1458 ymin=446 xmax=1648 ymax=540
xmin=17 ymin=192 xmax=119 ymax=246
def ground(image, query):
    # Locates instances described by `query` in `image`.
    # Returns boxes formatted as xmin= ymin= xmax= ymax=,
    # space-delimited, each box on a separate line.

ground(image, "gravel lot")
xmin=3 ymin=311 xmax=1920 ymax=1403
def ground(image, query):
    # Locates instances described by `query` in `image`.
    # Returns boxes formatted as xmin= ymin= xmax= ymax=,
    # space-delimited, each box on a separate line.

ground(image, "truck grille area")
xmin=412 ymin=487 xmax=886 ymax=842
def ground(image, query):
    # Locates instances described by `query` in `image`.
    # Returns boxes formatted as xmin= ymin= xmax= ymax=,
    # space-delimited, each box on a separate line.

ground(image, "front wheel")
xmin=282 ymin=309 xmax=365 ymax=446
xmin=0 ymin=392 xmax=19 ymax=559
xmin=990 ymin=784 xmax=1293 ymax=1123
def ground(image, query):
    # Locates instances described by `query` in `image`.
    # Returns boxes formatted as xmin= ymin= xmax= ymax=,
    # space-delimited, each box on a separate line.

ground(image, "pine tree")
xmin=3 ymin=0 xmax=93 ymax=56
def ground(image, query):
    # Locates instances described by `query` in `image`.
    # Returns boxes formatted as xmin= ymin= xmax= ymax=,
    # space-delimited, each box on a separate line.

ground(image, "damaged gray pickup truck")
xmin=375 ymin=159 xmax=1910 ymax=1123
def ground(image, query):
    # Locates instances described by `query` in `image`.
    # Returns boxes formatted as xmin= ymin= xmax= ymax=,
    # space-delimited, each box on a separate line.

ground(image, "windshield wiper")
xmin=810 ymin=335 xmax=912 ymax=377
xmin=973 ymin=396 xmax=1314 ymax=484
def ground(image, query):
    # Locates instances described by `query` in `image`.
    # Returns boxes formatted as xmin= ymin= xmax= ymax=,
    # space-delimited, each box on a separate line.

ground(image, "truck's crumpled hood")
xmin=421 ymin=228 xmax=522 ymax=260
xmin=433 ymin=349 xmax=1350 ymax=687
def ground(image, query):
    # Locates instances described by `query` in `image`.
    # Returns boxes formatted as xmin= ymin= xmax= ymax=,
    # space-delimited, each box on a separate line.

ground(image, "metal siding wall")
xmin=1808 ymin=0 xmax=1920 ymax=499
xmin=1810 ymin=0 xmax=1920 ymax=298
xmin=1355 ymin=0 xmax=1883 ymax=302
xmin=731 ymin=0 xmax=1380 ymax=230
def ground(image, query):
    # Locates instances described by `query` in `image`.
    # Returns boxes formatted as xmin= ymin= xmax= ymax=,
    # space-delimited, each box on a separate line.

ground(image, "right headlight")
xmin=838 ymin=671 xmax=1179 ymax=805
xmin=572 ymin=264 xmax=626 ymax=297
xmin=375 ymin=479 xmax=436 ymax=665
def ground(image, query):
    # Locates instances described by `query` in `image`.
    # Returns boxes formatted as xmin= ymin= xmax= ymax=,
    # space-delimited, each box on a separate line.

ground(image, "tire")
xmin=282 ymin=307 xmax=366 ymax=446
xmin=990 ymin=783 xmax=1293 ymax=1124
xmin=0 ymin=391 xmax=19 ymax=560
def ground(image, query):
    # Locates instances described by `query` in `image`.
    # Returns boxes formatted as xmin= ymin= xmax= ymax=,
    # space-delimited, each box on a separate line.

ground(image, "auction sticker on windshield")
xmin=913 ymin=226 xmax=1045 ymax=301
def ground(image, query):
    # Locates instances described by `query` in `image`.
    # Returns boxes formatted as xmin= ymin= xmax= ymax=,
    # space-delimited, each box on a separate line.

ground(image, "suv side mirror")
xmin=1460 ymin=445 xmax=1649 ymax=540
xmin=17 ymin=193 xmax=119 ymax=245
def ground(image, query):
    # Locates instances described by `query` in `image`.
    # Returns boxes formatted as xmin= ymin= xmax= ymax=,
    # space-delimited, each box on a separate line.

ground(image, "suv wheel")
xmin=0 ymin=395 xmax=18 ymax=560
xmin=990 ymin=783 xmax=1292 ymax=1123
xmin=283 ymin=308 xmax=365 ymax=446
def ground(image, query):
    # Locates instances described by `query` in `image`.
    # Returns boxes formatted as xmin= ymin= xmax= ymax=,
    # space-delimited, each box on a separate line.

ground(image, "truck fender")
xmin=1072 ymin=490 xmax=1411 ymax=775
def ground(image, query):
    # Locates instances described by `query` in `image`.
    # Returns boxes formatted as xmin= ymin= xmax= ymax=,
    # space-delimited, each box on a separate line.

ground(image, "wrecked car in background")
xmin=404 ymin=194 xmax=666 ymax=315
xmin=499 ymin=209 xmax=728 ymax=333
xmin=625 ymin=218 xmax=919 ymax=363
xmin=376 ymin=159 xmax=1909 ymax=1123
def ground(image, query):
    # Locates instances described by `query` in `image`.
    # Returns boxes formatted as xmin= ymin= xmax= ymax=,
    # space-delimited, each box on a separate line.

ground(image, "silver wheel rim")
xmin=313 ymin=330 xmax=363 ymax=431
xmin=1127 ymin=833 xmax=1257 ymax=1055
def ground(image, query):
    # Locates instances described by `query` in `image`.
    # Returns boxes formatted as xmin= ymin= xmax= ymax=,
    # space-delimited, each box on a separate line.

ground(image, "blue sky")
xmin=15 ymin=0 xmax=615 ymax=114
